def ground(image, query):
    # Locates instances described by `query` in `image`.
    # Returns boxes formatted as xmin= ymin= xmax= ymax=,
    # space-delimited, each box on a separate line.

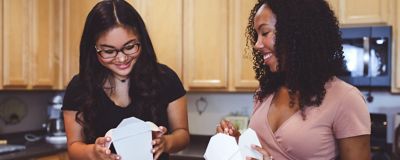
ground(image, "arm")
xmin=63 ymin=110 xmax=120 ymax=160
xmin=152 ymin=96 xmax=190 ymax=158
xmin=338 ymin=135 xmax=370 ymax=160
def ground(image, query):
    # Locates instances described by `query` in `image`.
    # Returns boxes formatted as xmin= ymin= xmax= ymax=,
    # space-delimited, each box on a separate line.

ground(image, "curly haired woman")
xmin=217 ymin=0 xmax=371 ymax=159
xmin=62 ymin=0 xmax=189 ymax=159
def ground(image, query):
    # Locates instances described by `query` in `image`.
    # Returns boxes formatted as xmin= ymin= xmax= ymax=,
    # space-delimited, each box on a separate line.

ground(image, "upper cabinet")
xmin=62 ymin=0 xmax=99 ymax=87
xmin=183 ymin=0 xmax=257 ymax=91
xmin=326 ymin=0 xmax=392 ymax=25
xmin=392 ymin=0 xmax=400 ymax=93
xmin=131 ymin=0 xmax=183 ymax=78
xmin=0 ymin=0 xmax=62 ymax=90
xmin=183 ymin=0 xmax=229 ymax=90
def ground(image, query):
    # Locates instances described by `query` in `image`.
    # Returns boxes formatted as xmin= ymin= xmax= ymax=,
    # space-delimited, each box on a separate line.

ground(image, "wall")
xmin=0 ymin=91 xmax=56 ymax=134
xmin=187 ymin=90 xmax=400 ymax=144
xmin=1 ymin=90 xmax=399 ymax=143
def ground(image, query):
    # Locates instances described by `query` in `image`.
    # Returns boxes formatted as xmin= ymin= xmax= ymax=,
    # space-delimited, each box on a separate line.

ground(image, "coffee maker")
xmin=44 ymin=92 xmax=67 ymax=144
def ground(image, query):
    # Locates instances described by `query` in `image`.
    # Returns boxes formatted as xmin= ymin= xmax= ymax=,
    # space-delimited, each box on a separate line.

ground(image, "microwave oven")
xmin=338 ymin=26 xmax=392 ymax=87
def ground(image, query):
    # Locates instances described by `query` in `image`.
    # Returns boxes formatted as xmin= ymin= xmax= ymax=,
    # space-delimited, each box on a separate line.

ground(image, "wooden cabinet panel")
xmin=229 ymin=0 xmax=258 ymax=91
xmin=0 ymin=0 xmax=2 ymax=89
xmin=137 ymin=0 xmax=183 ymax=78
xmin=31 ymin=0 xmax=62 ymax=89
xmin=62 ymin=0 xmax=98 ymax=87
xmin=339 ymin=0 xmax=389 ymax=24
xmin=392 ymin=0 xmax=400 ymax=92
xmin=34 ymin=152 xmax=69 ymax=160
xmin=1 ymin=0 xmax=62 ymax=89
xmin=183 ymin=0 xmax=229 ymax=89
xmin=327 ymin=0 xmax=392 ymax=25
xmin=2 ymin=0 xmax=29 ymax=88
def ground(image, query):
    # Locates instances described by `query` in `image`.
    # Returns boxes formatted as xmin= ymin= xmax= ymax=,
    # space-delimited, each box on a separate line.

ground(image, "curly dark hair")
xmin=246 ymin=0 xmax=346 ymax=116
xmin=77 ymin=0 xmax=162 ymax=142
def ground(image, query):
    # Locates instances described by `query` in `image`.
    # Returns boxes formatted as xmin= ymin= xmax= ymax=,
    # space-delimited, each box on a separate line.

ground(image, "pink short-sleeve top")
xmin=248 ymin=77 xmax=371 ymax=160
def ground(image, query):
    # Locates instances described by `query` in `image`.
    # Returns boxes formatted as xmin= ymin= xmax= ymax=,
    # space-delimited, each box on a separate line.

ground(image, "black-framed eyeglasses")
xmin=95 ymin=42 xmax=141 ymax=59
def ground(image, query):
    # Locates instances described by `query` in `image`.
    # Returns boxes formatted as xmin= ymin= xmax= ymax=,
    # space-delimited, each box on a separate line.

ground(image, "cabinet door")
xmin=0 ymin=0 xmax=3 ymax=89
xmin=229 ymin=0 xmax=258 ymax=91
xmin=137 ymin=0 xmax=183 ymax=78
xmin=1 ymin=0 xmax=61 ymax=89
xmin=338 ymin=0 xmax=389 ymax=24
xmin=392 ymin=1 xmax=400 ymax=93
xmin=30 ymin=0 xmax=62 ymax=89
xmin=183 ymin=0 xmax=229 ymax=90
xmin=62 ymin=0 xmax=98 ymax=87
xmin=2 ymin=0 xmax=30 ymax=88
xmin=35 ymin=152 xmax=69 ymax=160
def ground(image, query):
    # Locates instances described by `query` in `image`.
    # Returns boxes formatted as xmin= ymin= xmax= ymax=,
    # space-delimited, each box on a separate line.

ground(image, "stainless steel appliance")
xmin=339 ymin=26 xmax=392 ymax=88
xmin=44 ymin=92 xmax=66 ymax=144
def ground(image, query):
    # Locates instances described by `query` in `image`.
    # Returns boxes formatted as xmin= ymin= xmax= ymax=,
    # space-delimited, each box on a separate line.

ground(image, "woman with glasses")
xmin=217 ymin=0 xmax=370 ymax=159
xmin=61 ymin=0 xmax=189 ymax=159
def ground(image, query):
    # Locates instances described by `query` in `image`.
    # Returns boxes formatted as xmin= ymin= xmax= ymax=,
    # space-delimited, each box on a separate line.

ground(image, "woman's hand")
xmin=216 ymin=119 xmax=241 ymax=139
xmin=152 ymin=126 xmax=168 ymax=160
xmin=93 ymin=136 xmax=120 ymax=160
xmin=246 ymin=144 xmax=273 ymax=160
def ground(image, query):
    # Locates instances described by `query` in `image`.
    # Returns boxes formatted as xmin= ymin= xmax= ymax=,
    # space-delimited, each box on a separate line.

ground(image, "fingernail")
xmin=152 ymin=149 xmax=156 ymax=153
xmin=106 ymin=137 xmax=111 ymax=141
xmin=116 ymin=156 xmax=120 ymax=160
xmin=152 ymin=141 xmax=156 ymax=145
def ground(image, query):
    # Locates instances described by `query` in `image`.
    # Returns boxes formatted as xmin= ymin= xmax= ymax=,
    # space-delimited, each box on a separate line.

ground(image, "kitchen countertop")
xmin=170 ymin=135 xmax=210 ymax=160
xmin=0 ymin=130 xmax=67 ymax=160
xmin=0 ymin=132 xmax=210 ymax=160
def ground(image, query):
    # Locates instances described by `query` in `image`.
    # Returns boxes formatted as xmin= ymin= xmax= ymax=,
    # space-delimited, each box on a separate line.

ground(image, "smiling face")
xmin=95 ymin=26 xmax=141 ymax=80
xmin=253 ymin=4 xmax=278 ymax=72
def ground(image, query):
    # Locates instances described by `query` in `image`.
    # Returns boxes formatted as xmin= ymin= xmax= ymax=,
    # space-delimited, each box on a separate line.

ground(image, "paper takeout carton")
xmin=104 ymin=117 xmax=160 ymax=160
xmin=204 ymin=128 xmax=263 ymax=160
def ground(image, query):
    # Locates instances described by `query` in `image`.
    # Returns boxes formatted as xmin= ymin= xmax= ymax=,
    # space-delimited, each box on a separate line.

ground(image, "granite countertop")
xmin=0 ymin=130 xmax=67 ymax=160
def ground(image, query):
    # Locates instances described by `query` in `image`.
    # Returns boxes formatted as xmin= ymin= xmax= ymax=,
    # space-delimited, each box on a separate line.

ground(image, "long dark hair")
xmin=77 ymin=0 xmax=162 ymax=142
xmin=246 ymin=0 xmax=346 ymax=116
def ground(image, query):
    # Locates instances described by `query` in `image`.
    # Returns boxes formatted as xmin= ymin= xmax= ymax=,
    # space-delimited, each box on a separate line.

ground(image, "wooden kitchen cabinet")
xmin=183 ymin=0 xmax=257 ymax=91
xmin=33 ymin=152 xmax=69 ymax=160
xmin=0 ymin=0 xmax=63 ymax=90
xmin=183 ymin=0 xmax=229 ymax=90
xmin=229 ymin=0 xmax=258 ymax=91
xmin=391 ymin=0 xmax=400 ymax=93
xmin=326 ymin=0 xmax=393 ymax=25
xmin=62 ymin=0 xmax=98 ymax=87
xmin=130 ymin=0 xmax=183 ymax=78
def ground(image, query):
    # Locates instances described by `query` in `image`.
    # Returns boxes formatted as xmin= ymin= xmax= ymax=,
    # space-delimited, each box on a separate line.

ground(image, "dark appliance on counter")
xmin=339 ymin=26 xmax=392 ymax=88
xmin=370 ymin=113 xmax=391 ymax=160
xmin=394 ymin=113 xmax=400 ymax=158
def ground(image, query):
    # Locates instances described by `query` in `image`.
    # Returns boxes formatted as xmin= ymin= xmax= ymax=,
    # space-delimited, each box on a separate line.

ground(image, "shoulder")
xmin=325 ymin=77 xmax=365 ymax=102
xmin=65 ymin=75 xmax=83 ymax=91
xmin=158 ymin=63 xmax=178 ymax=76
xmin=157 ymin=63 xmax=181 ymax=83
xmin=62 ymin=74 xmax=85 ymax=111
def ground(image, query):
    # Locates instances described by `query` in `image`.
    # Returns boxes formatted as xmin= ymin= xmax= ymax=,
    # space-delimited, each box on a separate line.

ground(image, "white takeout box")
xmin=104 ymin=117 xmax=160 ymax=160
xmin=204 ymin=128 xmax=263 ymax=160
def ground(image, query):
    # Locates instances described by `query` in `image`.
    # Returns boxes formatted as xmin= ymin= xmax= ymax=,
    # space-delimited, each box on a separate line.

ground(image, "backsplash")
xmin=0 ymin=91 xmax=56 ymax=134
xmin=1 ymin=90 xmax=400 ymax=143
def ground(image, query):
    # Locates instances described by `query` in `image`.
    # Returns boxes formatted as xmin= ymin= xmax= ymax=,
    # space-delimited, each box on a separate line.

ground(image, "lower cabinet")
xmin=33 ymin=152 xmax=69 ymax=160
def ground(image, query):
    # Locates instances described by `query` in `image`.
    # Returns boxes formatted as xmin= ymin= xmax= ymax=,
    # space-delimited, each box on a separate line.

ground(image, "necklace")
xmin=114 ymin=76 xmax=128 ymax=83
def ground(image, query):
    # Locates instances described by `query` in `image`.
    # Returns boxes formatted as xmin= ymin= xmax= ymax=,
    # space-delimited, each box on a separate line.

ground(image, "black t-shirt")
xmin=62 ymin=64 xmax=186 ymax=160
